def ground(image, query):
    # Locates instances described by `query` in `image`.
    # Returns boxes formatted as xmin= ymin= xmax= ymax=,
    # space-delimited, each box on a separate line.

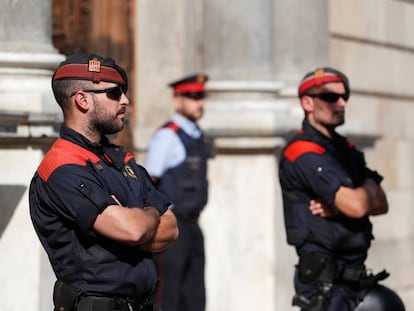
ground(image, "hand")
xmin=309 ymin=199 xmax=335 ymax=218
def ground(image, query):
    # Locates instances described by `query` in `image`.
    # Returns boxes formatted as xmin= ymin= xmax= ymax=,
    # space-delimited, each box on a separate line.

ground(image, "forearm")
xmin=93 ymin=205 xmax=160 ymax=246
xmin=334 ymin=179 xmax=388 ymax=218
xmin=363 ymin=179 xmax=388 ymax=216
xmin=138 ymin=206 xmax=162 ymax=244
xmin=139 ymin=208 xmax=179 ymax=252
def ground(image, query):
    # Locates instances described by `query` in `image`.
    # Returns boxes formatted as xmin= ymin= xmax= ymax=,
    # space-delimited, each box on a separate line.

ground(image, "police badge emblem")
xmin=125 ymin=165 xmax=138 ymax=179
xmin=88 ymin=59 xmax=101 ymax=72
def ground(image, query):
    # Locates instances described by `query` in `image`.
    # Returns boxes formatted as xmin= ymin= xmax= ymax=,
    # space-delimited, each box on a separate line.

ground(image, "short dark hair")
xmin=52 ymin=79 xmax=88 ymax=110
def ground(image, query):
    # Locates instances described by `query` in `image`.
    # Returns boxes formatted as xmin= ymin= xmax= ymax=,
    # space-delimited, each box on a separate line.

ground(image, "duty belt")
xmin=76 ymin=295 xmax=154 ymax=311
xmin=298 ymin=252 xmax=367 ymax=284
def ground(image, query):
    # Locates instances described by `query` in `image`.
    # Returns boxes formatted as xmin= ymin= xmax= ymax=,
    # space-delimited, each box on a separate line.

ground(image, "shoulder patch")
xmin=38 ymin=138 xmax=101 ymax=182
xmin=166 ymin=122 xmax=179 ymax=132
xmin=158 ymin=121 xmax=180 ymax=133
xmin=284 ymin=140 xmax=326 ymax=163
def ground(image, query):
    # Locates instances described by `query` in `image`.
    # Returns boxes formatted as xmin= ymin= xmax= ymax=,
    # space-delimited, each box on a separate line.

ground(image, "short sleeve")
xmin=293 ymin=152 xmax=353 ymax=212
xmin=144 ymin=128 xmax=185 ymax=177
xmin=45 ymin=166 xmax=117 ymax=236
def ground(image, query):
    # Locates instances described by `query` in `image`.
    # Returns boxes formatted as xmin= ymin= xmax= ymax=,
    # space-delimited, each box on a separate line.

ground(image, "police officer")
xmin=145 ymin=74 xmax=210 ymax=311
xmin=278 ymin=67 xmax=405 ymax=310
xmin=29 ymin=53 xmax=179 ymax=311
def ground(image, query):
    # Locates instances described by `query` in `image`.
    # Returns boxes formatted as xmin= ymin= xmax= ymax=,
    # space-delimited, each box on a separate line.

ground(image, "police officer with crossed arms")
xmin=278 ymin=67 xmax=405 ymax=310
xmin=29 ymin=53 xmax=179 ymax=311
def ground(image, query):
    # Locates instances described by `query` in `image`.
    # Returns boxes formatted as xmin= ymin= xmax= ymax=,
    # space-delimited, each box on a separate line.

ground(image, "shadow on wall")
xmin=0 ymin=185 xmax=26 ymax=238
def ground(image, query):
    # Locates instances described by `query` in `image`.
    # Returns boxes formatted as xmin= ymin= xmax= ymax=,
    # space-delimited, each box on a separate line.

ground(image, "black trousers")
xmin=153 ymin=218 xmax=205 ymax=311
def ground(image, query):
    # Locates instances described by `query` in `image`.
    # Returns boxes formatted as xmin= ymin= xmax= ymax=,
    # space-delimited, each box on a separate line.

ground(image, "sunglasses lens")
xmin=319 ymin=93 xmax=340 ymax=103
xmin=106 ymin=86 xmax=123 ymax=100
xmin=343 ymin=92 xmax=350 ymax=101
xmin=309 ymin=92 xmax=349 ymax=103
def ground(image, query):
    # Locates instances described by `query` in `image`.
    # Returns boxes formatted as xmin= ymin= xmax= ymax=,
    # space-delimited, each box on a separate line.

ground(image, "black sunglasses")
xmin=306 ymin=92 xmax=349 ymax=103
xmin=72 ymin=85 xmax=127 ymax=100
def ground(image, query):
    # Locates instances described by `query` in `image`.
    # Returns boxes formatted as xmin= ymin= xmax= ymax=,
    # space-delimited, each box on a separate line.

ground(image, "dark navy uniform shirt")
xmin=29 ymin=124 xmax=170 ymax=298
xmin=279 ymin=120 xmax=382 ymax=265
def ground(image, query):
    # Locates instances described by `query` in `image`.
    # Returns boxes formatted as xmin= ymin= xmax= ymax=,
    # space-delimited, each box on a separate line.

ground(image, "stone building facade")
xmin=0 ymin=0 xmax=413 ymax=310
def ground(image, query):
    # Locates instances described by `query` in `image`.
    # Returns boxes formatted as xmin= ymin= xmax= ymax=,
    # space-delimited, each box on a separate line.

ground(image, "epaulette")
xmin=162 ymin=121 xmax=179 ymax=132
xmin=284 ymin=140 xmax=326 ymax=163
xmin=38 ymin=138 xmax=100 ymax=182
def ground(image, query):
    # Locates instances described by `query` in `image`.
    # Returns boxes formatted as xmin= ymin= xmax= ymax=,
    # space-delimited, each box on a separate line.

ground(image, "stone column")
xmin=200 ymin=1 xmax=287 ymax=310
xmin=0 ymin=1 xmax=64 ymax=310
xmin=0 ymin=0 xmax=64 ymax=114
xmin=273 ymin=0 xmax=329 ymax=85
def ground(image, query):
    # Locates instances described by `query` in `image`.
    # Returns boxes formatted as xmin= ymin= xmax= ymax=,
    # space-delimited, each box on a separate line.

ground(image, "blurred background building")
xmin=1 ymin=0 xmax=413 ymax=310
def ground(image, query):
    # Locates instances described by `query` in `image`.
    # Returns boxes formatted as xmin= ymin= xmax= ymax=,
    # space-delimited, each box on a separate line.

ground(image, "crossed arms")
xmin=310 ymin=178 xmax=388 ymax=218
xmin=93 ymin=204 xmax=179 ymax=252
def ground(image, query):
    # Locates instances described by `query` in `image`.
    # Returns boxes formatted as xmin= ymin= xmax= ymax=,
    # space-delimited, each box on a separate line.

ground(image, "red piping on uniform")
xmin=284 ymin=140 xmax=326 ymax=163
xmin=124 ymin=152 xmax=134 ymax=163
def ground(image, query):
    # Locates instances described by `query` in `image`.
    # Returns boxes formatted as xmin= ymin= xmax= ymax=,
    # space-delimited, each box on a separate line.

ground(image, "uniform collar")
xmin=302 ymin=119 xmax=344 ymax=146
xmin=59 ymin=123 xmax=113 ymax=153
xmin=171 ymin=113 xmax=202 ymax=138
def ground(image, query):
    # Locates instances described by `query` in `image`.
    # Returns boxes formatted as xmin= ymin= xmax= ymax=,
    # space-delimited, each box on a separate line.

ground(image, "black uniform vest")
xmin=157 ymin=122 xmax=208 ymax=218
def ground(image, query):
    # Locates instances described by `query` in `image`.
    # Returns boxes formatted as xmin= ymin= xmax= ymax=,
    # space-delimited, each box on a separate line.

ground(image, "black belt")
xmin=298 ymin=252 xmax=367 ymax=284
xmin=76 ymin=295 xmax=153 ymax=311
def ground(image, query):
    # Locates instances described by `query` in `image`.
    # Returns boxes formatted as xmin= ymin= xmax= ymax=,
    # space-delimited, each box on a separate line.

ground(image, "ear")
xmin=300 ymin=96 xmax=314 ymax=113
xmin=72 ymin=91 xmax=90 ymax=113
xmin=172 ymin=95 xmax=183 ymax=112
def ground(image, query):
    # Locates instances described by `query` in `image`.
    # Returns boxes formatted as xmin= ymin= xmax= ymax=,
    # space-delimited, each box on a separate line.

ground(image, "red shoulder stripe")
xmin=284 ymin=140 xmax=326 ymax=162
xmin=38 ymin=138 xmax=101 ymax=182
xmin=167 ymin=122 xmax=179 ymax=132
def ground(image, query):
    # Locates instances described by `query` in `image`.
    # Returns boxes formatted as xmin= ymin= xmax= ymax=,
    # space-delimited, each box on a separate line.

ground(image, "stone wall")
xmin=330 ymin=0 xmax=414 ymax=307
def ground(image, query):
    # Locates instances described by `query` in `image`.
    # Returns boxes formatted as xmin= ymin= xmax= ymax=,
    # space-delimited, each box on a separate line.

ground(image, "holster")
xmin=53 ymin=280 xmax=82 ymax=311
xmin=294 ymin=252 xmax=390 ymax=310
xmin=297 ymin=252 xmax=330 ymax=284
xmin=293 ymin=294 xmax=329 ymax=311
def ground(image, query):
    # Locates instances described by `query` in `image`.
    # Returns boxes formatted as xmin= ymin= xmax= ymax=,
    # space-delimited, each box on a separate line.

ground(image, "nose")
xmin=120 ymin=93 xmax=130 ymax=105
xmin=337 ymin=97 xmax=347 ymax=107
